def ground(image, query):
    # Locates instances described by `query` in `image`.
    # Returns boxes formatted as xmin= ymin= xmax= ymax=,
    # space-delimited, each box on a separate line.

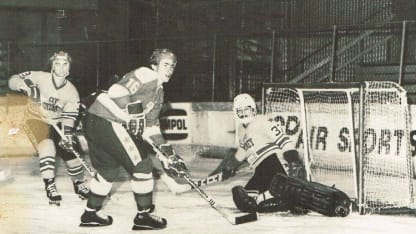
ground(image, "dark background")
xmin=0 ymin=0 xmax=415 ymax=102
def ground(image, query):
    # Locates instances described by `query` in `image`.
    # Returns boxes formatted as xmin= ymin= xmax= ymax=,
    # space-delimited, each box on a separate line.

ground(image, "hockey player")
xmin=78 ymin=74 xmax=189 ymax=195
xmin=79 ymin=48 xmax=185 ymax=230
xmin=210 ymin=93 xmax=306 ymax=214
xmin=8 ymin=51 xmax=90 ymax=205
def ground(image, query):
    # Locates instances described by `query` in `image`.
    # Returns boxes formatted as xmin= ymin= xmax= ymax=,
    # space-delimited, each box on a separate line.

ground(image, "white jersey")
xmin=235 ymin=114 xmax=294 ymax=168
xmin=8 ymin=71 xmax=80 ymax=126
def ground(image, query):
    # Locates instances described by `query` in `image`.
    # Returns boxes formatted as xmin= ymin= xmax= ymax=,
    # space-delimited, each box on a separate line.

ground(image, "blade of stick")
xmin=184 ymin=175 xmax=257 ymax=225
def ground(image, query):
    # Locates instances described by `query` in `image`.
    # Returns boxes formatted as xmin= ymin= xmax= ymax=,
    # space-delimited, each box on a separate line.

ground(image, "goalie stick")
xmin=52 ymin=124 xmax=95 ymax=176
xmin=183 ymin=174 xmax=257 ymax=225
xmin=192 ymin=165 xmax=250 ymax=187
xmin=144 ymin=137 xmax=258 ymax=225
xmin=193 ymin=171 xmax=225 ymax=187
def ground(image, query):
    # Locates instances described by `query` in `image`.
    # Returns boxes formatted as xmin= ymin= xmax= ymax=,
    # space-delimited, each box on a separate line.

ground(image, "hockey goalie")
xmin=209 ymin=93 xmax=351 ymax=217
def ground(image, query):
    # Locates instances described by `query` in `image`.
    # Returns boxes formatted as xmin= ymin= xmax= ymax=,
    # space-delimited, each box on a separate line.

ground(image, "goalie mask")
xmin=233 ymin=93 xmax=257 ymax=125
xmin=50 ymin=51 xmax=72 ymax=79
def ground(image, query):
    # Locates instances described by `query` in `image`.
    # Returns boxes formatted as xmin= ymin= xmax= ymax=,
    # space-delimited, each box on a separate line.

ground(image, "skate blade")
xmin=49 ymin=201 xmax=61 ymax=206
xmin=132 ymin=224 xmax=166 ymax=230
xmin=78 ymin=194 xmax=88 ymax=200
xmin=79 ymin=222 xmax=112 ymax=227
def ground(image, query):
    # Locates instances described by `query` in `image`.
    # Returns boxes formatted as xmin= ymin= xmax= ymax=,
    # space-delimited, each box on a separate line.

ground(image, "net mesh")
xmin=263 ymin=81 xmax=413 ymax=213
xmin=361 ymin=82 xmax=413 ymax=212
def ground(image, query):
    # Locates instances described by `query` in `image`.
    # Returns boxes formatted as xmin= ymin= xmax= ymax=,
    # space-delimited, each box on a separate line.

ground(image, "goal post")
xmin=261 ymin=81 xmax=414 ymax=214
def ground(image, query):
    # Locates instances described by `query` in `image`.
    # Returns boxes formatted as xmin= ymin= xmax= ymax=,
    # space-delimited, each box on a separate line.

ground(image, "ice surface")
xmin=0 ymin=146 xmax=416 ymax=234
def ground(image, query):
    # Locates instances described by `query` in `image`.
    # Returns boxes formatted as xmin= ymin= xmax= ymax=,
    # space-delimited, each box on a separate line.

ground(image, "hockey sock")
xmin=39 ymin=156 xmax=55 ymax=179
xmin=67 ymin=164 xmax=84 ymax=182
xmin=134 ymin=192 xmax=153 ymax=211
xmin=86 ymin=193 xmax=106 ymax=211
xmin=131 ymin=173 xmax=153 ymax=210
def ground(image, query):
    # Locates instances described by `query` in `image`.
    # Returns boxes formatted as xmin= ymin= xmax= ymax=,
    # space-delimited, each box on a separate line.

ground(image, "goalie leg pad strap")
xmin=257 ymin=198 xmax=291 ymax=213
xmin=269 ymin=173 xmax=351 ymax=217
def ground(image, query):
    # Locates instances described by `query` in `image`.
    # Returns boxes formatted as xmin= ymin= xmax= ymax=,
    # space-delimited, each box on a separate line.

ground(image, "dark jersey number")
xmin=271 ymin=125 xmax=282 ymax=137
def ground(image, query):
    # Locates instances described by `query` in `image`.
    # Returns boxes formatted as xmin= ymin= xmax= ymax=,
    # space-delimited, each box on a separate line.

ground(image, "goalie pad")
xmin=269 ymin=173 xmax=351 ymax=217
xmin=231 ymin=186 xmax=257 ymax=213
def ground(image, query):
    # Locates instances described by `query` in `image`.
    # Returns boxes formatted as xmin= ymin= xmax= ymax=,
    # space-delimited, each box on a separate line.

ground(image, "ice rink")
xmin=1 ymin=145 xmax=416 ymax=234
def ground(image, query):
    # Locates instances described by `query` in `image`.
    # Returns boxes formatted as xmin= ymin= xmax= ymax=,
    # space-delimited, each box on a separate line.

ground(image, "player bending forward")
xmin=79 ymin=48 xmax=186 ymax=230
xmin=210 ymin=93 xmax=307 ymax=214
xmin=8 ymin=51 xmax=90 ymax=206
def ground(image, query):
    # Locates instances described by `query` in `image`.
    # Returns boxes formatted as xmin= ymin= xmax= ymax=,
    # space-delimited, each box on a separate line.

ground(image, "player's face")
xmin=52 ymin=58 xmax=70 ymax=78
xmin=155 ymin=58 xmax=176 ymax=83
xmin=236 ymin=106 xmax=254 ymax=120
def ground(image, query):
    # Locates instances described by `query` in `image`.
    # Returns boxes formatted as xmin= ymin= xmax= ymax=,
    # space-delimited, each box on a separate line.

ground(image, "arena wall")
xmin=1 ymin=94 xmax=415 ymax=159
xmin=0 ymin=94 xmax=35 ymax=157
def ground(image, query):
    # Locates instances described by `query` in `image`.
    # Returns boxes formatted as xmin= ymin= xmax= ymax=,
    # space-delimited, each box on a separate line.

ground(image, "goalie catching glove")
xmin=158 ymin=144 xmax=188 ymax=178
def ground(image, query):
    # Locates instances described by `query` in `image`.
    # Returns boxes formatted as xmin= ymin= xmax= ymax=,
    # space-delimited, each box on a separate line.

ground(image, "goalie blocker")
xmin=269 ymin=173 xmax=351 ymax=217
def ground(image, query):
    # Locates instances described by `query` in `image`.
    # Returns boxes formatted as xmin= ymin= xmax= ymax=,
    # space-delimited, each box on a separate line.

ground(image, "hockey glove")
xmin=58 ymin=126 xmax=76 ymax=152
xmin=123 ymin=101 xmax=145 ymax=136
xmin=159 ymin=144 xmax=188 ymax=178
xmin=22 ymin=79 xmax=41 ymax=105
xmin=283 ymin=150 xmax=307 ymax=180
xmin=209 ymin=154 xmax=244 ymax=180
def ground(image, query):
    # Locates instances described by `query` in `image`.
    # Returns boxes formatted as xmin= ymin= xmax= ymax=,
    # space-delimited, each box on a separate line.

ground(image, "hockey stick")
xmin=183 ymin=174 xmax=257 ymax=225
xmin=51 ymin=124 xmax=95 ymax=176
xmin=192 ymin=165 xmax=250 ymax=187
xmin=192 ymin=171 xmax=225 ymax=187
xmin=144 ymin=137 xmax=258 ymax=225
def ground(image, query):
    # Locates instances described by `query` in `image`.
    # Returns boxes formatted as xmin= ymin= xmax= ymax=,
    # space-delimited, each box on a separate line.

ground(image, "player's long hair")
xmin=149 ymin=48 xmax=177 ymax=65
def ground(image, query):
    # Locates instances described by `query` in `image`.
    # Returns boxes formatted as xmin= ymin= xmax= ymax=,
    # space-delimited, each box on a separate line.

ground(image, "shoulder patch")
xmin=134 ymin=67 xmax=158 ymax=84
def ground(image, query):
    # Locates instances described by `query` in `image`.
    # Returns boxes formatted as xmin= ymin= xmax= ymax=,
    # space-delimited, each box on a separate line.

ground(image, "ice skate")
xmin=44 ymin=178 xmax=62 ymax=206
xmin=132 ymin=209 xmax=167 ymax=230
xmin=73 ymin=180 xmax=90 ymax=200
xmin=80 ymin=210 xmax=113 ymax=227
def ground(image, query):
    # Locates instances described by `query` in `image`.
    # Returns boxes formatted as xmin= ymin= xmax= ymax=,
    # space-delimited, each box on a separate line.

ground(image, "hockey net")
xmin=262 ymin=81 xmax=414 ymax=214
